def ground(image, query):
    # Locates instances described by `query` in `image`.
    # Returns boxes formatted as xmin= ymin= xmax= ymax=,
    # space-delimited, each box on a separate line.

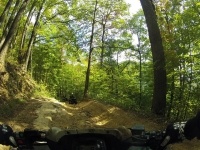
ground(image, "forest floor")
xmin=0 ymin=98 xmax=199 ymax=150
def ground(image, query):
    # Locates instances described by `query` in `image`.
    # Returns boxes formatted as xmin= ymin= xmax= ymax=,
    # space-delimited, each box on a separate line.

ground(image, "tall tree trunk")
xmin=0 ymin=0 xmax=30 ymax=71
xmin=83 ymin=0 xmax=98 ymax=99
xmin=23 ymin=0 xmax=45 ymax=71
xmin=18 ymin=1 xmax=36 ymax=64
xmin=163 ymin=9 xmax=174 ymax=119
xmin=0 ymin=0 xmax=21 ymax=49
xmin=140 ymin=0 xmax=167 ymax=116
xmin=176 ymin=62 xmax=186 ymax=120
xmin=167 ymin=74 xmax=175 ymax=119
xmin=136 ymin=32 xmax=142 ymax=107
xmin=184 ymin=47 xmax=193 ymax=119
xmin=0 ymin=0 xmax=14 ymax=28
xmin=100 ymin=18 xmax=106 ymax=67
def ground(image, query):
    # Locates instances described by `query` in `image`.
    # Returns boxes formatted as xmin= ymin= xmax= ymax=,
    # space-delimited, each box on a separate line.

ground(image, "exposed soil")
xmin=0 ymin=98 xmax=199 ymax=149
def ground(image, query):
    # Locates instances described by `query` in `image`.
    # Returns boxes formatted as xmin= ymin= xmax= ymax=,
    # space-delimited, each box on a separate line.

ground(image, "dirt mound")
xmin=37 ymin=99 xmax=160 ymax=130
xmin=0 ymin=98 xmax=199 ymax=149
xmin=0 ymin=63 xmax=35 ymax=105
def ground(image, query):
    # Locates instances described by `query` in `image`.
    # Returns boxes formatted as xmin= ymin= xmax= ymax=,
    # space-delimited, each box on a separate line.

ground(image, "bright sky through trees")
xmin=114 ymin=0 xmax=142 ymax=62
xmin=125 ymin=0 xmax=142 ymax=14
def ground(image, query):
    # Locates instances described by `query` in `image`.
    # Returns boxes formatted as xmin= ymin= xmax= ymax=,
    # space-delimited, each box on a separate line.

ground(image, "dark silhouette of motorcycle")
xmin=69 ymin=93 xmax=77 ymax=104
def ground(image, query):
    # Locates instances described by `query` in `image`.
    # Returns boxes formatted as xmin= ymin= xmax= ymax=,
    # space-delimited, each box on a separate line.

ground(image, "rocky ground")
xmin=0 ymin=98 xmax=199 ymax=149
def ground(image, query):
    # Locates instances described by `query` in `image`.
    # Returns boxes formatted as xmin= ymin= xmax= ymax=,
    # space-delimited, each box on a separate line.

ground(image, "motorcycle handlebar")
xmin=10 ymin=122 xmax=185 ymax=150
xmin=13 ymin=129 xmax=47 ymax=149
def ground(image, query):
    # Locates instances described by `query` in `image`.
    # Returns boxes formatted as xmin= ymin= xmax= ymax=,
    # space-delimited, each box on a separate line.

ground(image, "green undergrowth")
xmin=32 ymin=83 xmax=52 ymax=99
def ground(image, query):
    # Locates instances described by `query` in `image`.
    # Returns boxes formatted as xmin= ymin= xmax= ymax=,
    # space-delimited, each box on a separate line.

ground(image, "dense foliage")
xmin=0 ymin=0 xmax=199 ymax=120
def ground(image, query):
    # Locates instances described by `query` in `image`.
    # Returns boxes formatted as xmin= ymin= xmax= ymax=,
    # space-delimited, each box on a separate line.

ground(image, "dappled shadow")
xmin=0 ymin=99 xmax=41 ymax=131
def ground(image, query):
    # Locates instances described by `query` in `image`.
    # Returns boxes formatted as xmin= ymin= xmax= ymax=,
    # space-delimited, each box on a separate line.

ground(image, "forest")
xmin=0 ymin=0 xmax=200 ymax=120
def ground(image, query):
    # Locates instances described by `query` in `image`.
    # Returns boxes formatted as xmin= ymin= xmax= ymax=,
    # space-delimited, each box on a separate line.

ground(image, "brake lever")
xmin=9 ymin=136 xmax=17 ymax=147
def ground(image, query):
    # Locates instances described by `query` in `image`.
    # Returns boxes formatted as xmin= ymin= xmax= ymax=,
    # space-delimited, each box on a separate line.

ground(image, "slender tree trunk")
xmin=100 ymin=18 xmax=106 ymax=67
xmin=0 ymin=0 xmax=14 ymax=28
xmin=163 ymin=10 xmax=175 ymax=119
xmin=18 ymin=1 xmax=36 ymax=64
xmin=136 ymin=32 xmax=142 ymax=107
xmin=176 ymin=62 xmax=186 ymax=120
xmin=83 ymin=0 xmax=98 ymax=99
xmin=111 ymin=72 xmax=114 ymax=94
xmin=184 ymin=47 xmax=193 ymax=119
xmin=24 ymin=0 xmax=45 ymax=71
xmin=140 ymin=0 xmax=167 ymax=116
xmin=167 ymin=74 xmax=175 ymax=119
xmin=0 ymin=0 xmax=30 ymax=71
xmin=0 ymin=0 xmax=21 ymax=49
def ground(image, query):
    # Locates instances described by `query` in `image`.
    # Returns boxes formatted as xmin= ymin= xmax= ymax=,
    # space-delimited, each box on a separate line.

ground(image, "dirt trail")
xmin=0 ymin=98 xmax=199 ymax=149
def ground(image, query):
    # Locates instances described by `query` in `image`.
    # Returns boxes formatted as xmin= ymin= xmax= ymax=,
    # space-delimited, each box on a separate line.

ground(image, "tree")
xmin=0 ymin=0 xmax=30 ymax=71
xmin=0 ymin=0 xmax=14 ymax=28
xmin=83 ymin=0 xmax=98 ymax=99
xmin=78 ymin=0 xmax=129 ymax=99
xmin=18 ymin=0 xmax=36 ymax=65
xmin=23 ymin=0 xmax=46 ymax=71
xmin=140 ymin=0 xmax=167 ymax=116
xmin=156 ymin=0 xmax=200 ymax=119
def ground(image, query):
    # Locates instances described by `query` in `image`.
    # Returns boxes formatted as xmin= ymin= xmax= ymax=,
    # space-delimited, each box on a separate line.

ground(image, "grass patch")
xmin=33 ymin=83 xmax=51 ymax=98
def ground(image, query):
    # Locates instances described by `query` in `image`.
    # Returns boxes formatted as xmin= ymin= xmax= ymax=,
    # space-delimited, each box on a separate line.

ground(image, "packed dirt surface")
xmin=0 ymin=98 xmax=199 ymax=149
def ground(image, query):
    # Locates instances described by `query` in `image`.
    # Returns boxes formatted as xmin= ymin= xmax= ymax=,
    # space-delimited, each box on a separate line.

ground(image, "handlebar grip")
xmin=14 ymin=129 xmax=46 ymax=149
xmin=160 ymin=136 xmax=170 ymax=147
xmin=23 ymin=129 xmax=45 ymax=139
xmin=0 ymin=124 xmax=15 ymax=146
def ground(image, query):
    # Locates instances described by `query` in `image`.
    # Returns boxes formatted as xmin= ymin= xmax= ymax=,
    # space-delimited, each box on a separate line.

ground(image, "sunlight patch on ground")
xmin=92 ymin=113 xmax=107 ymax=121
xmin=66 ymin=112 xmax=73 ymax=116
xmin=60 ymin=103 xmax=79 ymax=110
xmin=95 ymin=119 xmax=109 ymax=126
xmin=92 ymin=115 xmax=110 ymax=126
xmin=45 ymin=116 xmax=52 ymax=121
xmin=108 ymin=107 xmax=119 ymax=113
xmin=43 ymin=108 xmax=57 ymax=113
